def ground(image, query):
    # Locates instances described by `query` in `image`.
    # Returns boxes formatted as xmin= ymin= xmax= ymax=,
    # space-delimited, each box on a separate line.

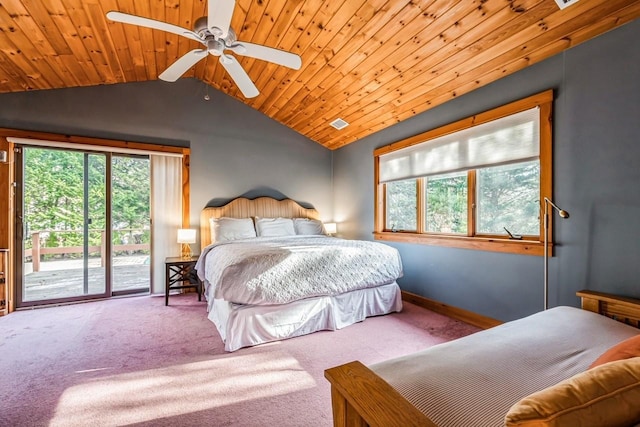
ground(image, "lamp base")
xmin=180 ymin=243 xmax=192 ymax=259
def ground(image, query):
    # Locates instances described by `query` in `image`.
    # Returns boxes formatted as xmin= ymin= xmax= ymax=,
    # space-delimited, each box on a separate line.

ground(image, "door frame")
xmin=14 ymin=146 xmax=113 ymax=307
xmin=0 ymin=128 xmax=190 ymax=313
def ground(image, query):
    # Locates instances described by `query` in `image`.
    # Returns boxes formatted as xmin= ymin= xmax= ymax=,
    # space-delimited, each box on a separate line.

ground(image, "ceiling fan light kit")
xmin=106 ymin=0 xmax=301 ymax=98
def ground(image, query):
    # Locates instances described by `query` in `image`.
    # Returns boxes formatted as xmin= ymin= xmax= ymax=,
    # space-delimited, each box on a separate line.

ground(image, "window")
xmin=385 ymin=179 xmax=417 ymax=231
xmin=476 ymin=161 xmax=540 ymax=235
xmin=374 ymin=90 xmax=553 ymax=255
xmin=425 ymin=171 xmax=467 ymax=234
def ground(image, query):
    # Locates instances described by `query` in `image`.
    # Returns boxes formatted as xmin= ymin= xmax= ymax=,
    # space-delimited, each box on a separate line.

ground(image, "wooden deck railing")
xmin=25 ymin=230 xmax=149 ymax=272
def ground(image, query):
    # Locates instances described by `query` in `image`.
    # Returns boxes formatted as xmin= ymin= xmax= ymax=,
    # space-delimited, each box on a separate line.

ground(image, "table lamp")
xmin=177 ymin=228 xmax=196 ymax=259
xmin=324 ymin=222 xmax=337 ymax=236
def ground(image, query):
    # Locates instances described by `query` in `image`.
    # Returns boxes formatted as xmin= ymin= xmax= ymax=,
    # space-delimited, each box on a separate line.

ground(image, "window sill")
xmin=373 ymin=232 xmax=545 ymax=256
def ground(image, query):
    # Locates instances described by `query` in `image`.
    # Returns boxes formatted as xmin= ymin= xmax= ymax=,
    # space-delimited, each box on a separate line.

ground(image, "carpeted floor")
xmin=0 ymin=294 xmax=479 ymax=426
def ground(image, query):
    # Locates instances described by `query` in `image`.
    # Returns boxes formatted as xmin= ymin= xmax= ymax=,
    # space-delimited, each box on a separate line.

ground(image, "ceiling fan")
xmin=106 ymin=0 xmax=302 ymax=98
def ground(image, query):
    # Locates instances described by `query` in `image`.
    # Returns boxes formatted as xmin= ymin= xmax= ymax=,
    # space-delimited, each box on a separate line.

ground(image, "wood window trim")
xmin=0 ymin=128 xmax=192 ymax=314
xmin=0 ymin=127 xmax=191 ymax=228
xmin=374 ymin=232 xmax=546 ymax=256
xmin=373 ymin=90 xmax=554 ymax=256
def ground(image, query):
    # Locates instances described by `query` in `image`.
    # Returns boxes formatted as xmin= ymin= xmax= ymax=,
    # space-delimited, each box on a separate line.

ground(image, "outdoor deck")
xmin=24 ymin=255 xmax=150 ymax=301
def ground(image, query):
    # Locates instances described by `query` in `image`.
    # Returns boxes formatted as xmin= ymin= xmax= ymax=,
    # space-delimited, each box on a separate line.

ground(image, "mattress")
xmin=371 ymin=306 xmax=640 ymax=427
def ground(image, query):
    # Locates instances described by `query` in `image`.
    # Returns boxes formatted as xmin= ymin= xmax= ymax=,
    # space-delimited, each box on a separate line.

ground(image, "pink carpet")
xmin=0 ymin=294 xmax=479 ymax=426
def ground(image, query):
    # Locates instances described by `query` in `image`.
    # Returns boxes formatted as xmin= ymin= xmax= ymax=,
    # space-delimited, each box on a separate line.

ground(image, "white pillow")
xmin=254 ymin=217 xmax=296 ymax=237
xmin=293 ymin=218 xmax=326 ymax=235
xmin=210 ymin=217 xmax=257 ymax=243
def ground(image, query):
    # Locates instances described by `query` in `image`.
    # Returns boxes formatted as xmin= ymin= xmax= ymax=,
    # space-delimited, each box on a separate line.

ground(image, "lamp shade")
xmin=177 ymin=228 xmax=196 ymax=244
xmin=324 ymin=222 xmax=337 ymax=235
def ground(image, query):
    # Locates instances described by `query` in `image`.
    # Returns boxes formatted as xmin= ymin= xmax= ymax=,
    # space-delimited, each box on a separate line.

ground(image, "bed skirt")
xmin=209 ymin=282 xmax=402 ymax=351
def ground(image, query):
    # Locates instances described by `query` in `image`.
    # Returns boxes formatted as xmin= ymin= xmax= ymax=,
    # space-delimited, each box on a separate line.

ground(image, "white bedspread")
xmin=371 ymin=306 xmax=640 ymax=427
xmin=196 ymin=236 xmax=403 ymax=306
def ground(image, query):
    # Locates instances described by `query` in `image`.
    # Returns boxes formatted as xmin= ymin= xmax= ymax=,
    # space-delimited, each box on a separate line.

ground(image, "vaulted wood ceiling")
xmin=0 ymin=1 xmax=637 ymax=149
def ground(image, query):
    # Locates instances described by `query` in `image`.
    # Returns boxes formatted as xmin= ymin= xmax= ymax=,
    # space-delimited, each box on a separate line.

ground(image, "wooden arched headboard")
xmin=200 ymin=197 xmax=320 ymax=249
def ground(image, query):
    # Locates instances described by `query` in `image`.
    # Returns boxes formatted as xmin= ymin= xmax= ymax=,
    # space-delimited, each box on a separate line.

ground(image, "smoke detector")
xmin=330 ymin=118 xmax=349 ymax=130
xmin=554 ymin=0 xmax=579 ymax=9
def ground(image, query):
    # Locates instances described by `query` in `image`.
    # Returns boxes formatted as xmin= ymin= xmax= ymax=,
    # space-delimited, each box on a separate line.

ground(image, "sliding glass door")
xmin=15 ymin=147 xmax=150 ymax=307
xmin=111 ymin=155 xmax=150 ymax=295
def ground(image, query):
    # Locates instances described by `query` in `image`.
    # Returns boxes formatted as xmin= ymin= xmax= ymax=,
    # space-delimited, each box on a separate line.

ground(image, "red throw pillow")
xmin=589 ymin=334 xmax=640 ymax=369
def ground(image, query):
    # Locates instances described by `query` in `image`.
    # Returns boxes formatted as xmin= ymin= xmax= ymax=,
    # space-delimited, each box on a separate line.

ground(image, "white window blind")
xmin=379 ymin=107 xmax=540 ymax=183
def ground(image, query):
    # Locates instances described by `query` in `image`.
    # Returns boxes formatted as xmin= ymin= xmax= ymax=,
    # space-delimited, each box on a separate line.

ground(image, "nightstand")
xmin=165 ymin=256 xmax=202 ymax=306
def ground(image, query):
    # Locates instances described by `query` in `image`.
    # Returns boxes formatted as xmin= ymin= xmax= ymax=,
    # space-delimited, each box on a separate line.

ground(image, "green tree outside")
xmin=386 ymin=160 xmax=540 ymax=235
xmin=24 ymin=148 xmax=150 ymax=260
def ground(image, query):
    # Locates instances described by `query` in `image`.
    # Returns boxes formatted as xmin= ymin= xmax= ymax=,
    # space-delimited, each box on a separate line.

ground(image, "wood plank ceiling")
xmin=0 ymin=0 xmax=638 ymax=149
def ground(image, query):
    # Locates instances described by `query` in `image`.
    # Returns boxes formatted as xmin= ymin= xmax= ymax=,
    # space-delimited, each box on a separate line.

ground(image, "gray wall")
xmin=1 ymin=20 xmax=637 ymax=322
xmin=0 ymin=78 xmax=333 ymax=242
xmin=333 ymin=20 xmax=640 ymax=322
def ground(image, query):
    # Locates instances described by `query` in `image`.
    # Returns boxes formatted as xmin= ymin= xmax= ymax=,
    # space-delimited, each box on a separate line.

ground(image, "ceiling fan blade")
xmin=208 ymin=0 xmax=235 ymax=39
xmin=227 ymin=42 xmax=302 ymax=70
xmin=219 ymin=54 xmax=259 ymax=98
xmin=159 ymin=49 xmax=208 ymax=82
xmin=106 ymin=11 xmax=203 ymax=42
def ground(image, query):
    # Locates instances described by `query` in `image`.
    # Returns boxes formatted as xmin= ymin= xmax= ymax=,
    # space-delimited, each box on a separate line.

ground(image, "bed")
xmin=325 ymin=290 xmax=640 ymax=427
xmin=195 ymin=197 xmax=404 ymax=352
